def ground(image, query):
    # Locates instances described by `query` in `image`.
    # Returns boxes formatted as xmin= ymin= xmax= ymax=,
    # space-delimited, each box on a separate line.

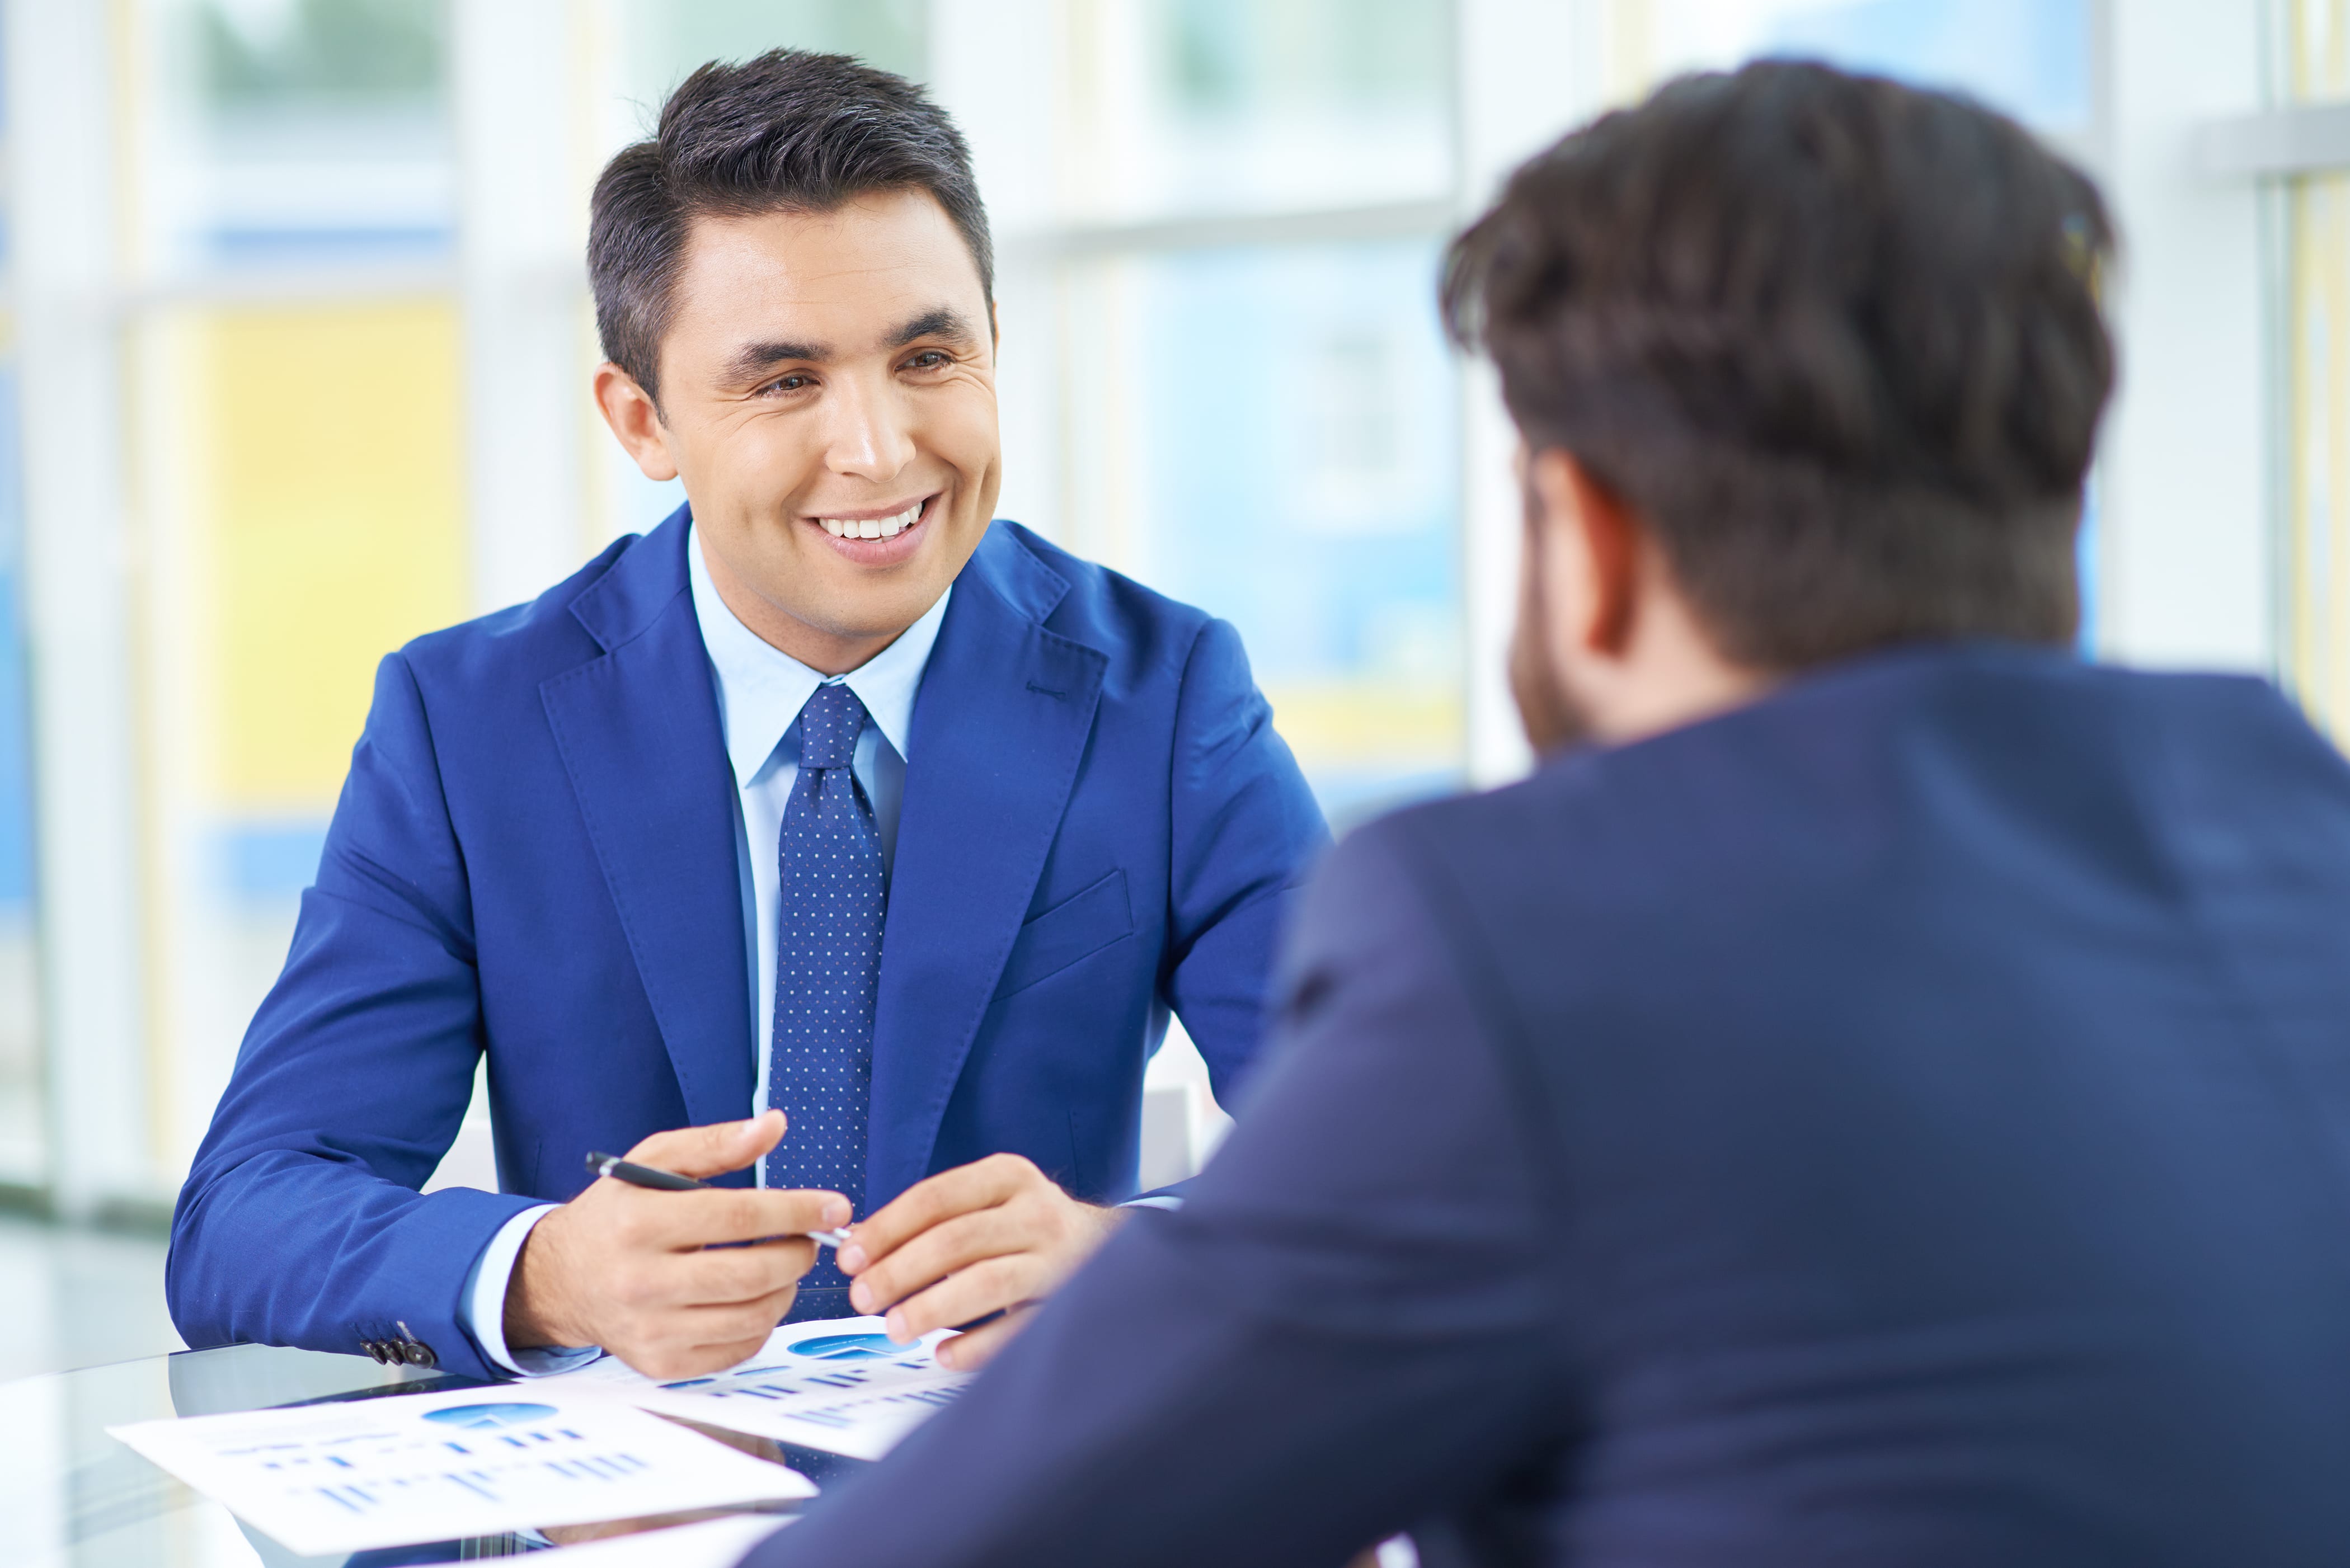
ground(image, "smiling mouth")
xmin=814 ymin=497 xmax=928 ymax=540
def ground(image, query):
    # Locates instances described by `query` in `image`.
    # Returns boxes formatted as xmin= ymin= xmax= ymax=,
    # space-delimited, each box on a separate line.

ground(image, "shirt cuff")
xmin=460 ymin=1203 xmax=603 ymax=1377
xmin=1120 ymin=1194 xmax=1183 ymax=1211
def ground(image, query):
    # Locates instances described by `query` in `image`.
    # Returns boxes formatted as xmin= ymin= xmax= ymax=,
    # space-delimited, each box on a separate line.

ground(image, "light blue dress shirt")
xmin=457 ymin=524 xmax=950 ymax=1374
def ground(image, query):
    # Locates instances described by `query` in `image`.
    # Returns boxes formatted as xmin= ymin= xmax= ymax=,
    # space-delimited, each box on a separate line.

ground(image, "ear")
xmin=593 ymin=361 xmax=679 ymax=483
xmin=1526 ymin=448 xmax=1641 ymax=660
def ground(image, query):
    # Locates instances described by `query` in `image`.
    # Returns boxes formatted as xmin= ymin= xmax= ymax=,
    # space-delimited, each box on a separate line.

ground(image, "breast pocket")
xmin=994 ymin=869 xmax=1136 ymax=1000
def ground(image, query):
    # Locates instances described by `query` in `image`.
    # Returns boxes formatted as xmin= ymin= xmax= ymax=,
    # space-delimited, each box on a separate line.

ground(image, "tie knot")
xmin=796 ymin=681 xmax=867 ymax=771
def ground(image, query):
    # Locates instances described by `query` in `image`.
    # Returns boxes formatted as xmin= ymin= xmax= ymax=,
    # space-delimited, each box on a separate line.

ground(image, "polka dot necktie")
xmin=767 ymin=680 xmax=882 ymax=1315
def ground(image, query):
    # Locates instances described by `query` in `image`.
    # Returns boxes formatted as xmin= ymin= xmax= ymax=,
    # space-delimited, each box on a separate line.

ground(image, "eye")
xmin=756 ymin=372 xmax=815 ymax=396
xmin=903 ymin=350 xmax=952 ymax=372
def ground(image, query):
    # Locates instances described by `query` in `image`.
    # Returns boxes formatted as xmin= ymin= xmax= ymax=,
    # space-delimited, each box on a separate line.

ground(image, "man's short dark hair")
xmin=1443 ymin=60 xmax=2114 ymax=667
xmin=589 ymin=49 xmax=993 ymax=403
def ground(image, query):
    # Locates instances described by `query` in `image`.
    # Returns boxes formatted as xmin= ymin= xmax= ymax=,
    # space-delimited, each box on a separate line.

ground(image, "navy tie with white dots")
xmin=767 ymin=680 xmax=883 ymax=1316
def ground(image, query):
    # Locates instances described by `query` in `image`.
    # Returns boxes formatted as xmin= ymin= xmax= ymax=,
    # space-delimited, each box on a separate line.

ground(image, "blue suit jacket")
xmin=752 ymin=645 xmax=2350 ymax=1568
xmin=166 ymin=512 xmax=1327 ymax=1381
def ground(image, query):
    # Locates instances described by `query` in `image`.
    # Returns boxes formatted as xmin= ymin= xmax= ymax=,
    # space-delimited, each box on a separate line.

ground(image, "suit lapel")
xmin=540 ymin=512 xmax=755 ymax=1138
xmin=867 ymin=526 xmax=1106 ymax=1206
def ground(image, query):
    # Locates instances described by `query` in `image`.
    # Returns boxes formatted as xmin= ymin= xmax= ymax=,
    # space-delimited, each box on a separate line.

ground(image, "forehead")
xmin=666 ymin=189 xmax=988 ymax=353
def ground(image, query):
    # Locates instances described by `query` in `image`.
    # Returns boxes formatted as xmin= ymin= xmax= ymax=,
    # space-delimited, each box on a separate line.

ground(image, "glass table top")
xmin=0 ymin=1343 xmax=844 ymax=1566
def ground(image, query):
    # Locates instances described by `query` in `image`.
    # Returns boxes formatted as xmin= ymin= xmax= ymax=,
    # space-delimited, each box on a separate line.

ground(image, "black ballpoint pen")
xmin=584 ymin=1151 xmax=854 ymax=1248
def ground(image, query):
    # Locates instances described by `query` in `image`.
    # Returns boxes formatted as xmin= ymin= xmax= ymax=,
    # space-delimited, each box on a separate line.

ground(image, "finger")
xmin=883 ymin=1254 xmax=1042 ymax=1343
xmin=843 ymin=1153 xmax=1036 ymax=1270
xmin=932 ymin=1310 xmax=1031 ymax=1373
xmin=597 ymin=1239 xmax=791 ymax=1320
xmin=627 ymin=1110 xmax=787 ymax=1180
xmin=847 ymin=1206 xmax=1027 ymax=1316
xmin=673 ymin=1293 xmax=802 ymax=1359
xmin=618 ymin=1186 xmax=850 ymax=1252
xmin=612 ymin=1281 xmax=803 ymax=1376
xmin=615 ymin=1332 xmax=771 ymax=1382
xmin=669 ymin=1238 xmax=819 ymax=1307
xmin=610 ymin=1326 xmax=767 ymax=1381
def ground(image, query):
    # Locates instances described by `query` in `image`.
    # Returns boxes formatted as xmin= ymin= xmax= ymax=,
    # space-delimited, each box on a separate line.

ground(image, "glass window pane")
xmin=2292 ymin=0 xmax=2350 ymax=102
xmin=135 ymin=299 xmax=467 ymax=1176
xmin=151 ymin=0 xmax=454 ymax=272
xmin=1059 ymin=0 xmax=1453 ymax=222
xmin=2288 ymin=173 xmax=2350 ymax=737
xmin=609 ymin=0 xmax=927 ymax=117
xmin=1609 ymin=0 xmax=2092 ymax=136
xmin=2285 ymin=3 xmax=2350 ymax=735
xmin=0 ymin=359 xmax=41 ymax=1186
xmin=1069 ymin=239 xmax=1464 ymax=825
xmin=0 ymin=24 xmax=42 ymax=1186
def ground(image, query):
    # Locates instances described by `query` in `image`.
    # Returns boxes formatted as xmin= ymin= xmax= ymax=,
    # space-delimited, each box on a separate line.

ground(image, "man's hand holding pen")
xmin=506 ymin=1110 xmax=847 ymax=1379
xmin=507 ymin=1109 xmax=1127 ymax=1379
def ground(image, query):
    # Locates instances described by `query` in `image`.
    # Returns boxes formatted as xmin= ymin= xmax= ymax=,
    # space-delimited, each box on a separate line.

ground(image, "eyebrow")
xmin=721 ymin=307 xmax=980 ymax=385
xmin=723 ymin=337 xmax=830 ymax=382
xmin=885 ymin=307 xmax=979 ymax=349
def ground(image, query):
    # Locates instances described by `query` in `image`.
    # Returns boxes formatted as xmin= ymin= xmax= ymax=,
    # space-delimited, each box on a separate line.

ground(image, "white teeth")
xmin=816 ymin=499 xmax=925 ymax=540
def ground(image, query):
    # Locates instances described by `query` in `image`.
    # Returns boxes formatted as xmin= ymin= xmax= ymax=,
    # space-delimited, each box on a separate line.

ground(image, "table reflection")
xmin=0 ymin=1343 xmax=825 ymax=1566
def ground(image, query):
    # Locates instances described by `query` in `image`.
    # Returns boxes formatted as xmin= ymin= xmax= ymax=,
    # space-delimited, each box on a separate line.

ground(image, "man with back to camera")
xmin=165 ymin=51 xmax=1327 ymax=1383
xmin=735 ymin=60 xmax=2350 ymax=1568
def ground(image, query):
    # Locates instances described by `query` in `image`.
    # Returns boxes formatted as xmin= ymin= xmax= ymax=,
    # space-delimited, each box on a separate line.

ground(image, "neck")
xmin=1587 ymin=652 xmax=1773 ymax=746
xmin=1577 ymin=587 xmax=1775 ymax=747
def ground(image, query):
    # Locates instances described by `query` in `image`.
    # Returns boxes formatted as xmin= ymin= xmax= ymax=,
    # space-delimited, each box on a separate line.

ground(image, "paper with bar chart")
xmin=108 ymin=1384 xmax=813 ymax=1555
xmin=541 ymin=1316 xmax=972 ymax=1461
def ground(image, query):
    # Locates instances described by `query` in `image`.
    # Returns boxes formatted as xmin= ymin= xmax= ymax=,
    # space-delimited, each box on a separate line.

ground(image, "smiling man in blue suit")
xmin=166 ymin=51 xmax=1325 ymax=1385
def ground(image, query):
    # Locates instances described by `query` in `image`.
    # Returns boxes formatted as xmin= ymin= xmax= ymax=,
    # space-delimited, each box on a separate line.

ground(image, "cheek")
xmin=739 ymin=422 xmax=829 ymax=501
xmin=924 ymin=380 xmax=1002 ymax=483
xmin=680 ymin=416 xmax=821 ymax=512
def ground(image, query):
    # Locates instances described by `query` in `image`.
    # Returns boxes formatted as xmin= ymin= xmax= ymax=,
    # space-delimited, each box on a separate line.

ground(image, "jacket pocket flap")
xmin=994 ymin=869 xmax=1134 ymax=999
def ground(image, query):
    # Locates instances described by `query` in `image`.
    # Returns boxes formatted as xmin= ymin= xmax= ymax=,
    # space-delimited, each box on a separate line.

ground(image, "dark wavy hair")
xmin=1443 ymin=60 xmax=2114 ymax=666
xmin=589 ymin=49 xmax=993 ymax=404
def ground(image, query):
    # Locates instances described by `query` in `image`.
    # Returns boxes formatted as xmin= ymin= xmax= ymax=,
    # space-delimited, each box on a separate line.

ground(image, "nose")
xmin=821 ymin=369 xmax=916 ymax=484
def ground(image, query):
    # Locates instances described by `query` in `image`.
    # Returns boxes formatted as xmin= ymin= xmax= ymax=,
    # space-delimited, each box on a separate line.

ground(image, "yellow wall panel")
xmin=202 ymin=300 xmax=468 ymax=810
xmin=1262 ymin=681 xmax=1463 ymax=771
xmin=2290 ymin=6 xmax=2350 ymax=737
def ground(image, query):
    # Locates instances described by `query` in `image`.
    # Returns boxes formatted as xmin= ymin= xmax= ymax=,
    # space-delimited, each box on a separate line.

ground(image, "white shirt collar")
xmin=687 ymin=522 xmax=951 ymax=787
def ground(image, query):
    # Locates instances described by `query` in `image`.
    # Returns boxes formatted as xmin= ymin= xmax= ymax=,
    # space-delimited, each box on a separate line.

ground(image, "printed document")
xmin=540 ymin=1315 xmax=971 ymax=1461
xmin=110 ymin=1384 xmax=813 ymax=1555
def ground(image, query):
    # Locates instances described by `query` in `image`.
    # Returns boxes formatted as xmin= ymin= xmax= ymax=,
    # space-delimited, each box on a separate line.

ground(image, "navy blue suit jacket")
xmin=166 ymin=512 xmax=1327 ymax=1381
xmin=753 ymin=646 xmax=2350 ymax=1567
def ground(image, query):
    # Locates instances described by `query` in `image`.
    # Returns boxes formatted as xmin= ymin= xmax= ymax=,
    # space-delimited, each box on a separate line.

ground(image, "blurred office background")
xmin=0 ymin=0 xmax=2324 ymax=1377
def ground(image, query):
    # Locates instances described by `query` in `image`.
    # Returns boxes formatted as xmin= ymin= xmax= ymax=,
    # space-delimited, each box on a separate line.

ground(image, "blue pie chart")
xmin=421 ymin=1402 xmax=559 ymax=1429
xmin=786 ymin=1332 xmax=899 ymax=1362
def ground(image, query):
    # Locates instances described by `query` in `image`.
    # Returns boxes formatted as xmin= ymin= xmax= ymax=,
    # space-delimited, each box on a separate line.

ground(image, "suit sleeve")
xmin=165 ymin=652 xmax=540 ymax=1381
xmin=1160 ymin=616 xmax=1330 ymax=1106
xmin=745 ymin=822 xmax=1578 ymax=1568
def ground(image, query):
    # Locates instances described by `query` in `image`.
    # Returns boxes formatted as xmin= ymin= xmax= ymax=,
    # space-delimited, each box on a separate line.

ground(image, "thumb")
xmin=626 ymin=1110 xmax=786 ymax=1180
